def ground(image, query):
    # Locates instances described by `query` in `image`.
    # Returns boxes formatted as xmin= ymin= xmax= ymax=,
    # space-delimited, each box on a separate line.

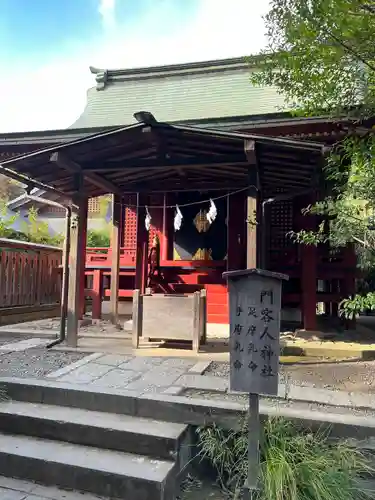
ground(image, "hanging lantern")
xmin=174 ymin=205 xmax=183 ymax=231
xmin=145 ymin=206 xmax=152 ymax=231
xmin=206 ymin=199 xmax=217 ymax=224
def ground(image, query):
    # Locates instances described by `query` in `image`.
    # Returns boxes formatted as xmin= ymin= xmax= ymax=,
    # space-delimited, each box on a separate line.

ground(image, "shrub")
xmin=87 ymin=228 xmax=111 ymax=247
xmin=197 ymin=417 xmax=373 ymax=499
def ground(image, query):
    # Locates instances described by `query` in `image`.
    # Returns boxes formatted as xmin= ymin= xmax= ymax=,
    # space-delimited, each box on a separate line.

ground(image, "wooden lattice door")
xmin=123 ymin=194 xmax=137 ymax=262
xmin=268 ymin=198 xmax=294 ymax=268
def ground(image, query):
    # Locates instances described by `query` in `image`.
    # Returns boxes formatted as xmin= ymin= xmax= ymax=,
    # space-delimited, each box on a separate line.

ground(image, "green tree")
xmin=251 ymin=0 xmax=375 ymax=117
xmin=87 ymin=228 xmax=111 ymax=247
xmin=0 ymin=201 xmax=19 ymax=238
xmin=0 ymin=175 xmax=24 ymax=202
xmin=251 ymin=0 xmax=375 ymax=318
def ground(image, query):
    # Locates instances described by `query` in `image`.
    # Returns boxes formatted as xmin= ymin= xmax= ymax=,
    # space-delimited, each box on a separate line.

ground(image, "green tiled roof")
xmin=71 ymin=57 xmax=287 ymax=129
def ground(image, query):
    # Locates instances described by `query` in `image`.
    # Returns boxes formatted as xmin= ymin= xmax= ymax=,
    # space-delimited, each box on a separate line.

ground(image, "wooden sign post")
xmin=223 ymin=268 xmax=289 ymax=499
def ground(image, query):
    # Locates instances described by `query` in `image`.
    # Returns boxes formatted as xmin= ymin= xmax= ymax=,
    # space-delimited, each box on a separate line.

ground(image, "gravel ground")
xmin=1 ymin=317 xmax=129 ymax=335
xmin=206 ymin=360 xmax=375 ymax=393
xmin=0 ymin=348 xmax=89 ymax=378
xmin=178 ymin=477 xmax=227 ymax=500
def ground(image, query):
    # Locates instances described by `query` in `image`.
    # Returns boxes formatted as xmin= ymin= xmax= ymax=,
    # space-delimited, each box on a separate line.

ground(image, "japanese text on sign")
xmin=228 ymin=277 xmax=281 ymax=396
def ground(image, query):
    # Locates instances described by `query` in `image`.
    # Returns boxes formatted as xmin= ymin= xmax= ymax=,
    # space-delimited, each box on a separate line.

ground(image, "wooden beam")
xmin=50 ymin=152 xmax=123 ymax=196
xmin=244 ymin=139 xmax=256 ymax=164
xmin=130 ymin=183 xmax=247 ymax=193
xmin=81 ymin=154 xmax=248 ymax=172
xmin=109 ymin=167 xmax=176 ymax=185
xmin=110 ymin=194 xmax=123 ymax=325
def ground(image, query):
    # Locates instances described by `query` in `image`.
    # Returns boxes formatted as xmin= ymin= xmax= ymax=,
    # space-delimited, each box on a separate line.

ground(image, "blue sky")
xmin=0 ymin=0 xmax=269 ymax=132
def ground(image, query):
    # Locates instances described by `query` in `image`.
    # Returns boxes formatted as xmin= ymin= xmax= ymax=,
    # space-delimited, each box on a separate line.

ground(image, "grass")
xmin=196 ymin=417 xmax=374 ymax=500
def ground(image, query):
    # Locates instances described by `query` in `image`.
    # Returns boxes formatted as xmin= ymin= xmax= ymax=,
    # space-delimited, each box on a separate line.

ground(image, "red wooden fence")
xmin=0 ymin=238 xmax=62 ymax=309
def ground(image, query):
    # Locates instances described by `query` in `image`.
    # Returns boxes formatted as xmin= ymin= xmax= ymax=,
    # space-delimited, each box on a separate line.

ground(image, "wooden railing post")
xmin=192 ymin=291 xmax=201 ymax=353
xmin=110 ymin=194 xmax=123 ymax=325
xmin=132 ymin=289 xmax=142 ymax=349
xmin=200 ymin=289 xmax=207 ymax=346
xmin=91 ymin=269 xmax=103 ymax=320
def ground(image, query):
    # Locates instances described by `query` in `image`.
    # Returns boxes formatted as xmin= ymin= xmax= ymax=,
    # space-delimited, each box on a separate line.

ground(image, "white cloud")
xmin=0 ymin=0 xmax=269 ymax=133
xmin=98 ymin=0 xmax=116 ymax=30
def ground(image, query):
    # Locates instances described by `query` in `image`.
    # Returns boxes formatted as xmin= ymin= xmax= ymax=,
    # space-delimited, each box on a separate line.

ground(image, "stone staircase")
xmin=1 ymin=377 xmax=375 ymax=498
xmin=0 ymin=389 xmax=192 ymax=499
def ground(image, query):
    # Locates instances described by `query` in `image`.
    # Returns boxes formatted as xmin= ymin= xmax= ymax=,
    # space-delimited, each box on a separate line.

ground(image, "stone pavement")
xmin=2 ymin=335 xmax=375 ymax=411
xmin=46 ymin=353 xmax=200 ymax=395
xmin=42 ymin=351 xmax=375 ymax=411
xmin=0 ymin=475 xmax=108 ymax=499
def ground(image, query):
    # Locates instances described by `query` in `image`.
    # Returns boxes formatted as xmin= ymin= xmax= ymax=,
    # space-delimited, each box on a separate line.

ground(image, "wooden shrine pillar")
xmin=110 ymin=194 xmax=123 ymax=325
xmin=161 ymin=193 xmax=172 ymax=261
xmin=299 ymin=193 xmax=317 ymax=331
xmin=79 ymin=202 xmax=88 ymax=320
xmin=67 ymin=184 xmax=88 ymax=347
xmin=227 ymin=191 xmax=246 ymax=271
xmin=161 ymin=193 xmax=168 ymax=261
xmin=301 ymin=244 xmax=317 ymax=330
xmin=343 ymin=244 xmax=357 ymax=328
xmin=135 ymin=195 xmax=149 ymax=293
xmin=245 ymin=140 xmax=260 ymax=269
xmin=161 ymin=193 xmax=174 ymax=261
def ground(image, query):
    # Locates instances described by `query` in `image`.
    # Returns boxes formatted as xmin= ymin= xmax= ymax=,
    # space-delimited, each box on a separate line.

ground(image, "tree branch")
xmin=309 ymin=4 xmax=375 ymax=72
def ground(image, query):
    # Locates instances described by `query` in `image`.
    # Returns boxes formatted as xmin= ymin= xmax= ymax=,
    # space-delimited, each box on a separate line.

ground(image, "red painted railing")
xmin=0 ymin=238 xmax=62 ymax=308
xmin=86 ymin=247 xmax=136 ymax=266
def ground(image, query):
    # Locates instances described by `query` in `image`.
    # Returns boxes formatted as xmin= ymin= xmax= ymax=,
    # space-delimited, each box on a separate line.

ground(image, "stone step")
xmin=356 ymin=478 xmax=375 ymax=497
xmin=0 ymin=400 xmax=188 ymax=463
xmin=345 ymin=436 xmax=375 ymax=454
xmin=333 ymin=438 xmax=375 ymax=479
xmin=0 ymin=432 xmax=176 ymax=500
xmin=5 ymin=377 xmax=375 ymax=440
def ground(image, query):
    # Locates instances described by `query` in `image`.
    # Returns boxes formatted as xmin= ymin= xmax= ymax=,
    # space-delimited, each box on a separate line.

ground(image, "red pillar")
xmin=91 ymin=269 xmax=103 ymax=320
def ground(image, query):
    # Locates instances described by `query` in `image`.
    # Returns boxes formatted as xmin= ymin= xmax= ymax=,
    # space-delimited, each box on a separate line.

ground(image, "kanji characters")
xmin=260 ymin=308 xmax=274 ymax=323
xmin=233 ymin=324 xmax=243 ymax=335
xmin=233 ymin=359 xmax=242 ymax=370
xmin=248 ymin=361 xmax=258 ymax=372
xmin=260 ymin=326 xmax=275 ymax=341
xmin=261 ymin=345 xmax=274 ymax=361
xmin=260 ymin=290 xmax=274 ymax=305
xmin=234 ymin=341 xmax=243 ymax=353
xmin=248 ymin=307 xmax=257 ymax=317
xmin=248 ymin=342 xmax=258 ymax=354
xmin=261 ymin=365 xmax=276 ymax=377
xmin=247 ymin=325 xmax=256 ymax=336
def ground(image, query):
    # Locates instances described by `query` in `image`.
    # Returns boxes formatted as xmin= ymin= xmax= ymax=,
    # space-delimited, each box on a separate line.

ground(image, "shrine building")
xmin=0 ymin=57 xmax=358 ymax=346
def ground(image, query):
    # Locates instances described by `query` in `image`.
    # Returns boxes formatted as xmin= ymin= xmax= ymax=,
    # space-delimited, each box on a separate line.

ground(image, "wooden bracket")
xmin=50 ymin=152 xmax=123 ymax=196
